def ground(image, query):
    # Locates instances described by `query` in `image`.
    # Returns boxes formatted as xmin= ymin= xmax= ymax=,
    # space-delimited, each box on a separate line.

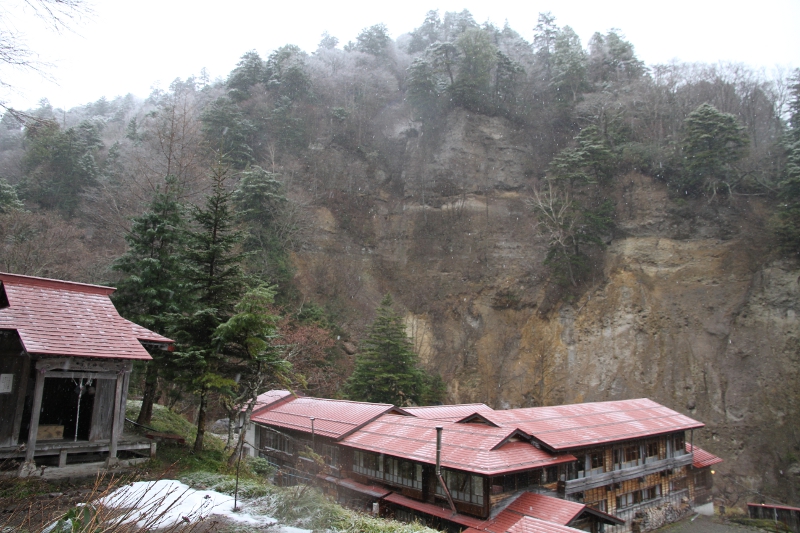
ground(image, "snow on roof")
xmin=0 ymin=272 xmax=172 ymax=360
xmin=404 ymin=403 xmax=494 ymax=421
xmin=483 ymin=398 xmax=703 ymax=451
xmin=687 ymin=444 xmax=723 ymax=468
xmin=339 ymin=414 xmax=575 ymax=475
xmin=250 ymin=395 xmax=398 ymax=440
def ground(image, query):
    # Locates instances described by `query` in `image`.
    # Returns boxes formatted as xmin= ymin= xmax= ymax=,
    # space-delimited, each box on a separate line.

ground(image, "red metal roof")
xmin=507 ymin=516 xmax=587 ymax=533
xmin=340 ymin=415 xmax=575 ymax=475
xmin=505 ymin=493 xmax=585 ymax=525
xmin=383 ymin=493 xmax=487 ymax=529
xmin=483 ymin=510 xmax=525 ymax=533
xmin=482 ymin=399 xmax=703 ymax=451
xmin=250 ymin=395 xmax=398 ymax=440
xmin=0 ymin=272 xmax=172 ymax=360
xmin=748 ymin=503 xmax=800 ymax=513
xmin=250 ymin=390 xmax=294 ymax=414
xmin=687 ymin=444 xmax=723 ymax=468
xmin=404 ymin=404 xmax=494 ymax=421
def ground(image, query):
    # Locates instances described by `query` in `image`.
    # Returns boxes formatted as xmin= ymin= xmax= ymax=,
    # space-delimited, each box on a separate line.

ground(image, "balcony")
xmin=563 ymin=454 xmax=694 ymax=493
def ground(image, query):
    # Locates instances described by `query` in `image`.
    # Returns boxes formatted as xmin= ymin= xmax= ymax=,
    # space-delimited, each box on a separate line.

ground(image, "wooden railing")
xmin=563 ymin=454 xmax=694 ymax=493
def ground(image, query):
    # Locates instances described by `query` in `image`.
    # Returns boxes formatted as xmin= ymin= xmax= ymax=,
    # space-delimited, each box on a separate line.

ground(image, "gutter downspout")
xmin=435 ymin=426 xmax=457 ymax=515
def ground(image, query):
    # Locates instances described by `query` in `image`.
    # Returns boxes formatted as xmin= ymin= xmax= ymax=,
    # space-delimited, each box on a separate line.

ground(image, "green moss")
xmin=126 ymin=400 xmax=225 ymax=452
xmin=728 ymin=516 xmax=792 ymax=532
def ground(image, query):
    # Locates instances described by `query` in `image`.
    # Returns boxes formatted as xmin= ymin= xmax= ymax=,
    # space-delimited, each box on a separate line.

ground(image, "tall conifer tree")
xmin=112 ymin=176 xmax=186 ymax=425
xmin=172 ymin=163 xmax=249 ymax=452
xmin=345 ymin=294 xmax=443 ymax=406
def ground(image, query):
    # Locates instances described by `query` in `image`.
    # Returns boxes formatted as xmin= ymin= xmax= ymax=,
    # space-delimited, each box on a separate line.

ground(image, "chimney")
xmin=436 ymin=426 xmax=443 ymax=476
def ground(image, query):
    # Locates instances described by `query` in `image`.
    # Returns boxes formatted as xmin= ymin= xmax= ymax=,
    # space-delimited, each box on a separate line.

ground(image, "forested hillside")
xmin=0 ymin=10 xmax=798 ymax=507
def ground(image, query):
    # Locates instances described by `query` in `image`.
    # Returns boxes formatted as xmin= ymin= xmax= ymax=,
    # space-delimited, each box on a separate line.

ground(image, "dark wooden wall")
xmin=0 ymin=332 xmax=29 ymax=448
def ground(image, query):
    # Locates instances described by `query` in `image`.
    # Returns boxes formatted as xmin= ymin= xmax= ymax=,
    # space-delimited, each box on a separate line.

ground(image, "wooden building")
xmin=0 ymin=273 xmax=172 ymax=476
xmin=748 ymin=503 xmax=800 ymax=533
xmin=248 ymin=391 xmax=722 ymax=533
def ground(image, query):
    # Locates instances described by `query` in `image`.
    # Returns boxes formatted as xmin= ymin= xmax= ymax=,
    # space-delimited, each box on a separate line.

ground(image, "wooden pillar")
xmin=108 ymin=372 xmax=124 ymax=462
xmin=24 ymin=369 xmax=45 ymax=463
xmin=11 ymin=355 xmax=30 ymax=446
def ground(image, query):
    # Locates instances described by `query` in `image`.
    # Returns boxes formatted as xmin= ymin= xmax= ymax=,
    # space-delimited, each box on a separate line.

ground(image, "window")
xmin=385 ymin=456 xmax=422 ymax=489
xmin=673 ymin=434 xmax=685 ymax=457
xmin=566 ymin=457 xmax=585 ymax=480
xmin=625 ymin=446 xmax=639 ymax=462
xmin=318 ymin=442 xmax=340 ymax=467
xmin=642 ymin=485 xmax=661 ymax=500
xmin=262 ymin=428 xmax=291 ymax=454
xmin=437 ymin=469 xmax=484 ymax=505
xmin=618 ymin=486 xmax=661 ymax=509
xmin=694 ymin=469 xmax=712 ymax=489
xmin=574 ymin=454 xmax=586 ymax=479
xmin=353 ymin=450 xmax=381 ymax=478
xmin=646 ymin=441 xmax=659 ymax=459
xmin=590 ymin=452 xmax=604 ymax=473
xmin=495 ymin=470 xmax=538 ymax=492
xmin=616 ymin=491 xmax=642 ymax=509
xmin=670 ymin=477 xmax=688 ymax=492
xmin=615 ymin=445 xmax=641 ymax=469
xmin=545 ymin=466 xmax=558 ymax=483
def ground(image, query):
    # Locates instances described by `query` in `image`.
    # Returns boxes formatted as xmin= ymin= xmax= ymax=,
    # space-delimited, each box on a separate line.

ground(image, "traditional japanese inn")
xmin=245 ymin=390 xmax=722 ymax=533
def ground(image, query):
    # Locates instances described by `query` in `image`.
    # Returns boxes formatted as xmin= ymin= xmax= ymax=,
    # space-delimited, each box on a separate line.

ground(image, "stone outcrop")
xmin=291 ymin=108 xmax=800 ymax=504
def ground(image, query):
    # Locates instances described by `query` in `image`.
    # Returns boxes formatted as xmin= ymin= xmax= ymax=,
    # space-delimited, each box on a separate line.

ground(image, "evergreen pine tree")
xmin=345 ymin=294 xmax=443 ymax=406
xmin=0 ymin=177 xmax=24 ymax=213
xmin=214 ymin=284 xmax=291 ymax=465
xmin=680 ymin=103 xmax=748 ymax=197
xmin=112 ymin=176 xmax=186 ymax=425
xmin=172 ymin=163 xmax=249 ymax=452
xmin=232 ymin=166 xmax=292 ymax=288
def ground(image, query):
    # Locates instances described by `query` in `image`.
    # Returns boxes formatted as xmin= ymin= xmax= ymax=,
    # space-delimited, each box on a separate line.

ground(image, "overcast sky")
xmin=2 ymin=0 xmax=799 ymax=111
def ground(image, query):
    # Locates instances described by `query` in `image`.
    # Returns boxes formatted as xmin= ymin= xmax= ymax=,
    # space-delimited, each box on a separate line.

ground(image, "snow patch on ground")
xmin=98 ymin=479 xmax=308 ymax=532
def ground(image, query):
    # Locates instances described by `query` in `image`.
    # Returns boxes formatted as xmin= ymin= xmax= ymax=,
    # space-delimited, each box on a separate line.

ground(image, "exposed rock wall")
xmin=292 ymin=108 xmax=800 ymax=504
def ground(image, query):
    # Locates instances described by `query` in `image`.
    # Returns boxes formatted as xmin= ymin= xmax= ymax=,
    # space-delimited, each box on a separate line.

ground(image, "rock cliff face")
xmin=292 ymin=108 xmax=800 ymax=504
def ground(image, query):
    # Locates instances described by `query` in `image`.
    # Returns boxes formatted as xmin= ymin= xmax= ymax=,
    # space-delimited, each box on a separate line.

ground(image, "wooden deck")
xmin=0 ymin=432 xmax=155 ymax=467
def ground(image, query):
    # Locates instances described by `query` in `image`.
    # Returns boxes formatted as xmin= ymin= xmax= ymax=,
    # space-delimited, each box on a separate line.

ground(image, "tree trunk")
xmin=228 ymin=399 xmax=255 ymax=467
xmin=193 ymin=388 xmax=207 ymax=453
xmin=225 ymin=407 xmax=236 ymax=451
xmin=136 ymin=362 xmax=158 ymax=425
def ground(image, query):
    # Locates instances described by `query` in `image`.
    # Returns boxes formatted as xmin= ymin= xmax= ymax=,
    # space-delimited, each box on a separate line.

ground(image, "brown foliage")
xmin=0 ymin=210 xmax=99 ymax=281
xmin=276 ymin=316 xmax=349 ymax=397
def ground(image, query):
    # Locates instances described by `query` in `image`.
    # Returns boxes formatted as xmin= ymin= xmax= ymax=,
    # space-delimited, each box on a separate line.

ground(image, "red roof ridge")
xmin=498 ymin=398 xmax=666 ymax=422
xmin=290 ymin=396 xmax=396 ymax=408
xmin=528 ymin=414 xmax=703 ymax=446
xmin=405 ymin=403 xmax=492 ymax=410
xmin=0 ymin=272 xmax=115 ymax=295
xmin=747 ymin=502 xmax=800 ymax=512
